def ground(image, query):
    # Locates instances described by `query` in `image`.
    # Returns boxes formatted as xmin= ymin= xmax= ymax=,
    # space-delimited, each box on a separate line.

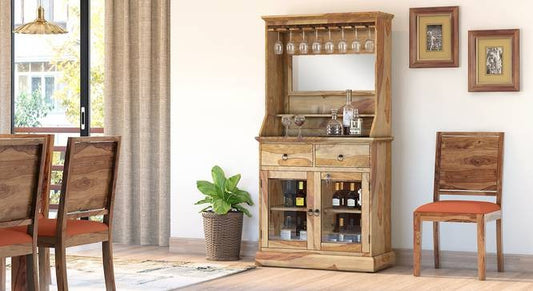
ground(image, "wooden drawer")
xmin=261 ymin=144 xmax=313 ymax=167
xmin=315 ymin=144 xmax=370 ymax=167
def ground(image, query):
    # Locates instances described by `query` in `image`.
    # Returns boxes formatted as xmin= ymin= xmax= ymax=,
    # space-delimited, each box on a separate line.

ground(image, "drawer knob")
xmin=282 ymin=153 xmax=289 ymax=160
xmin=314 ymin=209 xmax=320 ymax=216
xmin=308 ymin=209 xmax=314 ymax=216
xmin=337 ymin=154 xmax=344 ymax=161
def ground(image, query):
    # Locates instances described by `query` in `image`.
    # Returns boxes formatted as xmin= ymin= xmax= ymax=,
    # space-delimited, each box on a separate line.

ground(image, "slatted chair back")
xmin=0 ymin=137 xmax=47 ymax=229
xmin=434 ymin=132 xmax=504 ymax=205
xmin=0 ymin=134 xmax=54 ymax=217
xmin=57 ymin=137 xmax=121 ymax=228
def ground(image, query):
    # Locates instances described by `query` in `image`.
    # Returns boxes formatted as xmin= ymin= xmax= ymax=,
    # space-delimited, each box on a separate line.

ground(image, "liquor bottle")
xmin=339 ymin=182 xmax=347 ymax=207
xmin=346 ymin=183 xmax=357 ymax=208
xmin=338 ymin=214 xmax=345 ymax=233
xmin=326 ymin=109 xmax=343 ymax=136
xmin=295 ymin=181 xmax=306 ymax=207
xmin=349 ymin=108 xmax=363 ymax=136
xmin=332 ymin=182 xmax=341 ymax=208
xmin=342 ymin=89 xmax=354 ymax=135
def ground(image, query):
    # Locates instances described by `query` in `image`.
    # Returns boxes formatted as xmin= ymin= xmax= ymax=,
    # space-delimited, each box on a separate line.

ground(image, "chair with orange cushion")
xmin=0 ymin=134 xmax=55 ymax=290
xmin=0 ymin=137 xmax=49 ymax=291
xmin=413 ymin=132 xmax=504 ymax=280
xmin=37 ymin=136 xmax=121 ymax=291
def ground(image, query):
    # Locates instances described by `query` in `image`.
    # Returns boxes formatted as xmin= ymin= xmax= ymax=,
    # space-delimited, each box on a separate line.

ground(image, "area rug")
xmin=5 ymin=256 xmax=255 ymax=290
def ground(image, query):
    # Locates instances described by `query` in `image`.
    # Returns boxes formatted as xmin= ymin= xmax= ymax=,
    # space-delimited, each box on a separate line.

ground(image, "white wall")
xmin=171 ymin=0 xmax=533 ymax=254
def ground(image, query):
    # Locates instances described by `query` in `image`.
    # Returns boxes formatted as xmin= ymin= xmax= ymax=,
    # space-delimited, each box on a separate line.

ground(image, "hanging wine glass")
xmin=286 ymin=30 xmax=296 ymax=55
xmin=311 ymin=28 xmax=321 ymax=54
xmin=325 ymin=28 xmax=334 ymax=54
xmin=364 ymin=26 xmax=375 ymax=52
xmin=281 ymin=114 xmax=294 ymax=138
xmin=338 ymin=27 xmax=347 ymax=54
xmin=299 ymin=30 xmax=308 ymax=54
xmin=294 ymin=115 xmax=306 ymax=139
xmin=351 ymin=26 xmax=361 ymax=53
xmin=274 ymin=31 xmax=283 ymax=55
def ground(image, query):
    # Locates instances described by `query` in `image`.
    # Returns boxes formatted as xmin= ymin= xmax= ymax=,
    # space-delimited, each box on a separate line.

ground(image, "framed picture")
xmin=409 ymin=6 xmax=459 ymax=68
xmin=468 ymin=29 xmax=520 ymax=92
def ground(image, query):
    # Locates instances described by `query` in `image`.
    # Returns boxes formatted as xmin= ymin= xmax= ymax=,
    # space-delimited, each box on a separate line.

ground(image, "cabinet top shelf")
xmin=256 ymin=136 xmax=393 ymax=143
xmin=276 ymin=113 xmax=374 ymax=118
xmin=262 ymin=12 xmax=394 ymax=26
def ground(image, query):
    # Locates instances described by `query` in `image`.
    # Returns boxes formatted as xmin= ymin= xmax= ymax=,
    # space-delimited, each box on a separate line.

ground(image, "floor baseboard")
xmin=169 ymin=238 xmax=532 ymax=272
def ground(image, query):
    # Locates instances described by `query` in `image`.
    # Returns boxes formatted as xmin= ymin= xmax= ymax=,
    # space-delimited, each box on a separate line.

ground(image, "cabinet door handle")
xmin=308 ymin=209 xmax=314 ymax=216
xmin=314 ymin=209 xmax=320 ymax=216
xmin=337 ymin=154 xmax=344 ymax=161
xmin=282 ymin=153 xmax=289 ymax=160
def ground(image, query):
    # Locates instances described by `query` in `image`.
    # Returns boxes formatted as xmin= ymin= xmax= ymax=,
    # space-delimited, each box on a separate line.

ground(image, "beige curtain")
xmin=105 ymin=0 xmax=170 ymax=246
xmin=0 ymin=0 xmax=11 ymax=133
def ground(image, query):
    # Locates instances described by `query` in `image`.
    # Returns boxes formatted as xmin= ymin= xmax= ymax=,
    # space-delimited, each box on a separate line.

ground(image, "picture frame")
xmin=409 ymin=6 xmax=459 ymax=68
xmin=468 ymin=29 xmax=520 ymax=92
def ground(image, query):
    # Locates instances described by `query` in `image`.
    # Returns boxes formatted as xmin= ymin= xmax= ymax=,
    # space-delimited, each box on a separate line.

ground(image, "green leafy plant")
xmin=195 ymin=165 xmax=254 ymax=217
xmin=14 ymin=89 xmax=53 ymax=127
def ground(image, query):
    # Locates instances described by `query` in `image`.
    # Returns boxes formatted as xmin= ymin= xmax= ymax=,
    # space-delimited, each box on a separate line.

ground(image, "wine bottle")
xmin=295 ymin=181 xmax=306 ymax=207
xmin=339 ymin=182 xmax=347 ymax=207
xmin=349 ymin=108 xmax=363 ymax=136
xmin=346 ymin=182 xmax=357 ymax=208
xmin=342 ymin=89 xmax=354 ymax=135
xmin=332 ymin=182 xmax=341 ymax=208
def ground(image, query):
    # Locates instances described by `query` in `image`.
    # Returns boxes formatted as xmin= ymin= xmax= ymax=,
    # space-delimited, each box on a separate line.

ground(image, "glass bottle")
xmin=349 ymin=108 xmax=363 ymax=136
xmin=295 ymin=181 xmax=306 ymax=207
xmin=342 ymin=90 xmax=354 ymax=135
xmin=326 ymin=109 xmax=343 ymax=136
xmin=332 ymin=182 xmax=341 ymax=208
xmin=346 ymin=182 xmax=357 ymax=208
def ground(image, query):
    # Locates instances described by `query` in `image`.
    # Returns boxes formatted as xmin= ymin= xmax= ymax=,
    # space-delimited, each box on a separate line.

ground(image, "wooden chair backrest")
xmin=0 ymin=137 xmax=47 ymax=229
xmin=0 ymin=134 xmax=54 ymax=217
xmin=434 ymin=132 xmax=504 ymax=205
xmin=58 ymin=137 xmax=121 ymax=225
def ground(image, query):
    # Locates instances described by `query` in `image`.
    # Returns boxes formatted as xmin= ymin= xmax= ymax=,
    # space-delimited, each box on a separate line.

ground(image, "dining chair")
xmin=37 ymin=136 xmax=121 ymax=291
xmin=0 ymin=134 xmax=55 ymax=290
xmin=0 ymin=137 xmax=49 ymax=291
xmin=413 ymin=132 xmax=504 ymax=280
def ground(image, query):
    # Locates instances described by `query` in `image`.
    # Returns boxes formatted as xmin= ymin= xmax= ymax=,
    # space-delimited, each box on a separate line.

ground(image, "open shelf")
xmin=288 ymin=90 xmax=375 ymax=97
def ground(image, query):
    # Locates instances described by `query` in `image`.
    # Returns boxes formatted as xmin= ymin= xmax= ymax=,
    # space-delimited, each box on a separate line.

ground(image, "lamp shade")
xmin=13 ymin=6 xmax=67 ymax=34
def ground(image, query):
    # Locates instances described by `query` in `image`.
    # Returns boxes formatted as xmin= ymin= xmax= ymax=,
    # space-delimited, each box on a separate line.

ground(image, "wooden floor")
xmin=72 ymin=245 xmax=533 ymax=290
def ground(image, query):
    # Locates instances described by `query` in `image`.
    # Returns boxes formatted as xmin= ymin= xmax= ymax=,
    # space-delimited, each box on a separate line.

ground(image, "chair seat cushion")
xmin=37 ymin=219 xmax=109 ymax=237
xmin=415 ymin=200 xmax=501 ymax=214
xmin=0 ymin=227 xmax=32 ymax=247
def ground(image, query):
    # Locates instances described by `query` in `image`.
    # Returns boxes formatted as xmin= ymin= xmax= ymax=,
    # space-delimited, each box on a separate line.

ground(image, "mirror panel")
xmin=292 ymin=54 xmax=375 ymax=91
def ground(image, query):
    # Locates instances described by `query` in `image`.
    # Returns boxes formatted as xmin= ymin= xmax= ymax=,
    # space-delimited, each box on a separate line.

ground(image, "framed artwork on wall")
xmin=468 ymin=29 xmax=520 ymax=92
xmin=409 ymin=6 xmax=459 ymax=68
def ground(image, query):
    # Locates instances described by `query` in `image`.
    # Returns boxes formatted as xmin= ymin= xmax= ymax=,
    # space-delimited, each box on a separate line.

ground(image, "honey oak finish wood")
xmin=257 ymin=12 xmax=394 ymax=273
xmin=37 ymin=137 xmax=121 ymax=291
xmin=413 ymin=132 xmax=504 ymax=281
xmin=0 ymin=137 xmax=48 ymax=291
xmin=0 ymin=134 xmax=55 ymax=290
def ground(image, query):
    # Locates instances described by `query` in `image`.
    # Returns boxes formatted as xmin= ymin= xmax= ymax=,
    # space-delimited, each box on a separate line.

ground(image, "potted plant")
xmin=195 ymin=165 xmax=253 ymax=261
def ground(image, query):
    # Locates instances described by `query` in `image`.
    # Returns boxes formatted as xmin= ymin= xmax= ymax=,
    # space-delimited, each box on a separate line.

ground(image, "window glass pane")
xmin=31 ymin=62 xmax=43 ymax=72
xmin=17 ymin=63 xmax=29 ymax=72
xmin=31 ymin=77 xmax=41 ymax=95
xmin=90 ymin=0 xmax=105 ymax=130
xmin=45 ymin=77 xmax=55 ymax=105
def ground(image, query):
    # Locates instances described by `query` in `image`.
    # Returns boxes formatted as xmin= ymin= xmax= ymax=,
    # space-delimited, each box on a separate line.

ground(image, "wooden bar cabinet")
xmin=256 ymin=12 xmax=394 ymax=272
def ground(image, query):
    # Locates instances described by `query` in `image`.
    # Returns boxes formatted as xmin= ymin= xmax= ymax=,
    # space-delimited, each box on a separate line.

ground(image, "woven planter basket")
xmin=202 ymin=211 xmax=243 ymax=261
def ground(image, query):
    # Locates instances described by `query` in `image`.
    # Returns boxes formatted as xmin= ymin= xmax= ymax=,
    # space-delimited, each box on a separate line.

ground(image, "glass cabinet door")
xmin=320 ymin=172 xmax=367 ymax=252
xmin=263 ymin=171 xmax=310 ymax=249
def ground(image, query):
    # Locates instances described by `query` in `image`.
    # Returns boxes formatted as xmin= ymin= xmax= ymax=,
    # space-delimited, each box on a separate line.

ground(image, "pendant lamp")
xmin=13 ymin=0 xmax=68 ymax=34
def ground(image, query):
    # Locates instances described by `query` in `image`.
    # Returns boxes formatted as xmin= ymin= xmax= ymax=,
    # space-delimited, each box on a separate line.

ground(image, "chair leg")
xmin=433 ymin=221 xmax=440 ymax=269
xmin=0 ymin=257 xmax=5 ymax=291
xmin=39 ymin=247 xmax=50 ymax=291
xmin=413 ymin=213 xmax=422 ymax=276
xmin=55 ymin=246 xmax=69 ymax=291
xmin=496 ymin=218 xmax=504 ymax=272
xmin=26 ymin=250 xmax=39 ymax=291
xmin=102 ymin=241 xmax=116 ymax=291
xmin=477 ymin=215 xmax=486 ymax=280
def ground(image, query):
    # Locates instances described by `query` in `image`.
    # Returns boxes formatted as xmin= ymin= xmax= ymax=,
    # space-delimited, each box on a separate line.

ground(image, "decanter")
xmin=326 ymin=109 xmax=343 ymax=136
